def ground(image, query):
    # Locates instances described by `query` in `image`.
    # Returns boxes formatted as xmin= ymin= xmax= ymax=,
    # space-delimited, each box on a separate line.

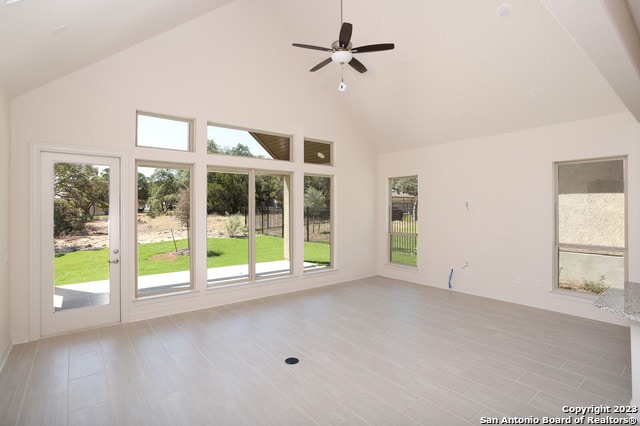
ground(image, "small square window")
xmin=136 ymin=112 xmax=192 ymax=151
xmin=304 ymin=139 xmax=332 ymax=165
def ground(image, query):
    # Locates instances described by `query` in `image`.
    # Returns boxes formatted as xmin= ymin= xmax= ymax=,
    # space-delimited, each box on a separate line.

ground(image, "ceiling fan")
xmin=291 ymin=3 xmax=395 ymax=75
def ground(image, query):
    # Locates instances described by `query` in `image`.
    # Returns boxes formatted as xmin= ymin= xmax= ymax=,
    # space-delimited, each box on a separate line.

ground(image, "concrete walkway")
xmin=54 ymin=260 xmax=320 ymax=310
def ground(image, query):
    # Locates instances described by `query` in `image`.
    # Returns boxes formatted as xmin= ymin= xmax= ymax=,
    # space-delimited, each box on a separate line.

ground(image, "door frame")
xmin=30 ymin=144 xmax=126 ymax=339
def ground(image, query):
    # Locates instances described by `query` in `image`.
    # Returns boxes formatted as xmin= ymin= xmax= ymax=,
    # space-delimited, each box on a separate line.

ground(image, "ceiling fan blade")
xmin=352 ymin=43 xmax=395 ymax=53
xmin=310 ymin=57 xmax=333 ymax=72
xmin=292 ymin=43 xmax=333 ymax=52
xmin=348 ymin=57 xmax=367 ymax=73
xmin=339 ymin=22 xmax=353 ymax=48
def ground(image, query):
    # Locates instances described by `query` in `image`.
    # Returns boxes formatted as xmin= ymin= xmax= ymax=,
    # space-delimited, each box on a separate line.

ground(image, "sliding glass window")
xmin=207 ymin=169 xmax=291 ymax=286
xmin=136 ymin=164 xmax=192 ymax=296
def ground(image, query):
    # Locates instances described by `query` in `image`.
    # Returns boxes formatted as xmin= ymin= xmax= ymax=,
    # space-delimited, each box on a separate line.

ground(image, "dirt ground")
xmin=54 ymin=214 xmax=230 ymax=253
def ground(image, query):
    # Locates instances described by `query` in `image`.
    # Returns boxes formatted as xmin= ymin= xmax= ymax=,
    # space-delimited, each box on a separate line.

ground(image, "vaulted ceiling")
xmin=2 ymin=0 xmax=639 ymax=153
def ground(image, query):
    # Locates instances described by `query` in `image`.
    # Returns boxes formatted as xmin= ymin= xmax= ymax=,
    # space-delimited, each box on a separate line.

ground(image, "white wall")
xmin=10 ymin=0 xmax=377 ymax=342
xmin=0 ymin=88 xmax=11 ymax=365
xmin=378 ymin=112 xmax=640 ymax=324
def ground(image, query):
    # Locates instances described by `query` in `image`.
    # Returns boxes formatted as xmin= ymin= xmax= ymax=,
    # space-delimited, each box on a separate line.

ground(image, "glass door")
xmin=40 ymin=152 xmax=121 ymax=336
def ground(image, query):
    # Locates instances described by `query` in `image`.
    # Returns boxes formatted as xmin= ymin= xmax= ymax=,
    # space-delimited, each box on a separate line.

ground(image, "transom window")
xmin=207 ymin=124 xmax=291 ymax=161
xmin=304 ymin=139 xmax=332 ymax=165
xmin=136 ymin=112 xmax=192 ymax=151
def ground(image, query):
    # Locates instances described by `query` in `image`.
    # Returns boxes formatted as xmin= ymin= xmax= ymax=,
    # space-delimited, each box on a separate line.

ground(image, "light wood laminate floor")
xmin=0 ymin=277 xmax=633 ymax=425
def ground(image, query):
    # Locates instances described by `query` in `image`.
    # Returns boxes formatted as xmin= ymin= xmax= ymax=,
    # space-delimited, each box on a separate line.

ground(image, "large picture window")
xmin=136 ymin=164 xmax=192 ymax=296
xmin=206 ymin=168 xmax=291 ymax=286
xmin=134 ymin=114 xmax=328 ymax=295
xmin=554 ymin=158 xmax=626 ymax=294
xmin=389 ymin=176 xmax=418 ymax=266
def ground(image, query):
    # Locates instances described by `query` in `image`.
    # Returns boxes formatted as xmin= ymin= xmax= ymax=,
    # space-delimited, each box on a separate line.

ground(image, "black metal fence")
xmin=391 ymin=200 xmax=418 ymax=254
xmin=305 ymin=207 xmax=330 ymax=242
xmin=252 ymin=207 xmax=331 ymax=242
xmin=255 ymin=207 xmax=284 ymax=237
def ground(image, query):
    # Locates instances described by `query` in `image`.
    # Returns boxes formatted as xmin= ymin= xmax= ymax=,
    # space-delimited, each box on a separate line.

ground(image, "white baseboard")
xmin=11 ymin=332 xmax=29 ymax=345
xmin=0 ymin=338 xmax=11 ymax=374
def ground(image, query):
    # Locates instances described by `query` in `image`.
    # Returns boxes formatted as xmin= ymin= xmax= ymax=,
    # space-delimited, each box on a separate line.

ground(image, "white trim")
xmin=29 ymin=142 xmax=126 ymax=340
xmin=0 ymin=339 xmax=11 ymax=373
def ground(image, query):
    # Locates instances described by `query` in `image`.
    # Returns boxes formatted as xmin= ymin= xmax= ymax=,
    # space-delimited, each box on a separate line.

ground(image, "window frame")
xmin=553 ymin=156 xmax=627 ymax=295
xmin=304 ymin=138 xmax=333 ymax=166
xmin=388 ymin=176 xmax=418 ymax=267
xmin=303 ymin=174 xmax=334 ymax=272
xmin=206 ymin=167 xmax=293 ymax=287
xmin=136 ymin=111 xmax=194 ymax=152
xmin=135 ymin=161 xmax=194 ymax=298
xmin=207 ymin=122 xmax=292 ymax=162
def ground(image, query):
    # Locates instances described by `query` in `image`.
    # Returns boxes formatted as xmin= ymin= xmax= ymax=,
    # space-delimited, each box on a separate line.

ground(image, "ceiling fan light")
xmin=331 ymin=50 xmax=353 ymax=64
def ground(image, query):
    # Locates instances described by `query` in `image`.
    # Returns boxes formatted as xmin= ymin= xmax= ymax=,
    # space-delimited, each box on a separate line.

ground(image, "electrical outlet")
xmin=536 ymin=278 xmax=542 ymax=288
xmin=515 ymin=276 xmax=522 ymax=285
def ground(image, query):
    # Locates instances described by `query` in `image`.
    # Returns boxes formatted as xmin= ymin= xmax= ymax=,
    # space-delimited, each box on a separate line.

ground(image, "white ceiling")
xmin=2 ymin=0 xmax=640 ymax=153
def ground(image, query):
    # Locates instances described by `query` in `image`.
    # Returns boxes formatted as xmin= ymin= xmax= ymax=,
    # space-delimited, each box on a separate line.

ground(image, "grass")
xmin=391 ymin=251 xmax=417 ymax=267
xmin=54 ymin=236 xmax=331 ymax=285
xmin=304 ymin=240 xmax=331 ymax=265
xmin=54 ymin=249 xmax=110 ymax=285
xmin=390 ymin=234 xmax=417 ymax=267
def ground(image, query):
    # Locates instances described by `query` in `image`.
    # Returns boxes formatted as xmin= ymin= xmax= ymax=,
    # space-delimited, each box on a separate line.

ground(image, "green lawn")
xmin=54 ymin=236 xmax=330 ymax=285
xmin=391 ymin=251 xmax=417 ymax=266
xmin=390 ymin=234 xmax=417 ymax=266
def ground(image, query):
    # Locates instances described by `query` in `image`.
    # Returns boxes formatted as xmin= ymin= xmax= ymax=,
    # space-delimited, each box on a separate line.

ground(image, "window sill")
xmin=304 ymin=266 xmax=336 ymax=275
xmin=206 ymin=273 xmax=297 ymax=292
xmin=133 ymin=289 xmax=199 ymax=304
xmin=548 ymin=288 xmax=598 ymax=302
xmin=383 ymin=262 xmax=419 ymax=272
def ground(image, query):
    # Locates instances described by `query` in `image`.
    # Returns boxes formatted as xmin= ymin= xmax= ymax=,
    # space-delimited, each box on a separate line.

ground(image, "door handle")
xmin=108 ymin=259 xmax=119 ymax=264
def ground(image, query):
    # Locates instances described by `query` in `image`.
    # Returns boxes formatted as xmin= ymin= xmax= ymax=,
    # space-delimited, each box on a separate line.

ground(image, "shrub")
xmin=584 ymin=275 xmax=608 ymax=294
xmin=225 ymin=214 xmax=244 ymax=237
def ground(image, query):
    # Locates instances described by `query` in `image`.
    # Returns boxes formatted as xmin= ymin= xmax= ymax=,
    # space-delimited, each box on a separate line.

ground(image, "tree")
xmin=304 ymin=186 xmax=326 ymax=210
xmin=53 ymin=163 xmax=109 ymax=236
xmin=207 ymin=140 xmax=254 ymax=157
xmin=137 ymin=172 xmax=149 ymax=211
xmin=207 ymin=172 xmax=248 ymax=215
xmin=393 ymin=177 xmax=418 ymax=197
xmin=175 ymin=187 xmax=191 ymax=249
xmin=304 ymin=176 xmax=330 ymax=207
xmin=207 ymin=139 xmax=221 ymax=154
xmin=226 ymin=143 xmax=252 ymax=157
xmin=148 ymin=168 xmax=179 ymax=215
xmin=255 ymin=174 xmax=284 ymax=208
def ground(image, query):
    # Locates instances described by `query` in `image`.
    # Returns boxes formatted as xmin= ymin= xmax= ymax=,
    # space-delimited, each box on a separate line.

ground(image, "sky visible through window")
xmin=207 ymin=125 xmax=272 ymax=159
xmin=137 ymin=114 xmax=190 ymax=151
